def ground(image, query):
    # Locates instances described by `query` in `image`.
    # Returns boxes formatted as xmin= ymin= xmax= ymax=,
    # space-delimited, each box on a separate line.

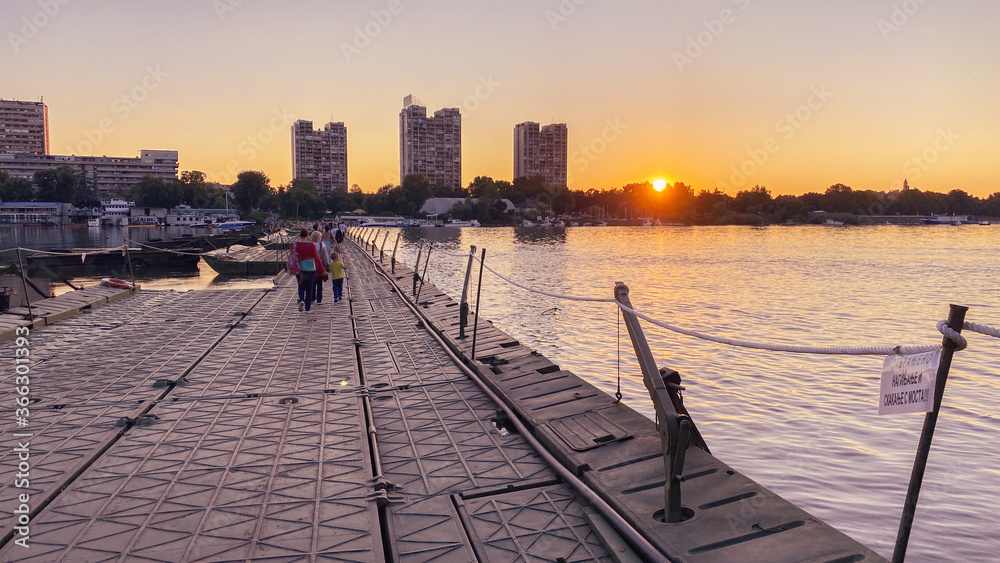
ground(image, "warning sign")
xmin=878 ymin=350 xmax=941 ymax=415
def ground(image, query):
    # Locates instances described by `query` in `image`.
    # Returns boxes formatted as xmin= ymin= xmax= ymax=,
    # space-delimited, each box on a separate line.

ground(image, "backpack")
xmin=286 ymin=245 xmax=301 ymax=275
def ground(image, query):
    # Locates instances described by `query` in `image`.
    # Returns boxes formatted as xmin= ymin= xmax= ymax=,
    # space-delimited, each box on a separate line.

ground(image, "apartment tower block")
xmin=292 ymin=120 xmax=348 ymax=195
xmin=513 ymin=121 xmax=568 ymax=187
xmin=0 ymin=99 xmax=49 ymax=155
xmin=399 ymin=95 xmax=461 ymax=189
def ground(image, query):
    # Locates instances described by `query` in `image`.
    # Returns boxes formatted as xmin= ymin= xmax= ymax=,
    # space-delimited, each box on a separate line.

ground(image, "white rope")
xmin=124 ymin=239 xmax=213 ymax=256
xmin=963 ymin=321 xmax=1000 ymax=340
xmin=474 ymin=255 xmax=616 ymax=303
xmin=10 ymin=245 xmax=127 ymax=256
xmin=398 ymin=239 xmax=960 ymax=356
xmin=615 ymin=299 xmax=942 ymax=356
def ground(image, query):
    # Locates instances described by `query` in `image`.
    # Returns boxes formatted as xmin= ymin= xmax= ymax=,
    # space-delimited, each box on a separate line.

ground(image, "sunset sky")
xmin=4 ymin=0 xmax=997 ymax=196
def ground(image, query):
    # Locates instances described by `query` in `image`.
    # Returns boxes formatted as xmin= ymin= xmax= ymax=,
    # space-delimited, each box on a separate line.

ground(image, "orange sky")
xmin=4 ymin=1 xmax=998 ymax=196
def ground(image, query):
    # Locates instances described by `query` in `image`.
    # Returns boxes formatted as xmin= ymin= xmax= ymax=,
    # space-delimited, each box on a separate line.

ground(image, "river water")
xmin=381 ymin=224 xmax=999 ymax=562
xmin=4 ymin=224 xmax=998 ymax=561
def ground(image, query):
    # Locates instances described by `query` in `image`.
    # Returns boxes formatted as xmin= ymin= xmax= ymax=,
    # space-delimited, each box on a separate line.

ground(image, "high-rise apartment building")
xmin=399 ymin=95 xmax=461 ymax=189
xmin=291 ymin=120 xmax=348 ymax=195
xmin=513 ymin=122 xmax=568 ymax=187
xmin=0 ymin=99 xmax=49 ymax=155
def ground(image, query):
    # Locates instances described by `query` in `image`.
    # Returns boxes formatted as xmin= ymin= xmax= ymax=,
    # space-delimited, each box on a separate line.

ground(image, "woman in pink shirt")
xmin=293 ymin=228 xmax=326 ymax=313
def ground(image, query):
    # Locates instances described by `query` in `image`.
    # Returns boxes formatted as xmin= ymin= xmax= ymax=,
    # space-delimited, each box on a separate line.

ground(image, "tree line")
xmin=5 ymin=165 xmax=999 ymax=224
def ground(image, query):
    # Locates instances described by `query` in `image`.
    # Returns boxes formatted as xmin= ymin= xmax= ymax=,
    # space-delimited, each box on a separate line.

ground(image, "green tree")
xmin=823 ymin=184 xmax=857 ymax=213
xmin=34 ymin=165 xmax=78 ymax=202
xmin=946 ymin=189 xmax=977 ymax=215
xmin=231 ymin=170 xmax=272 ymax=213
xmin=74 ymin=171 xmax=100 ymax=208
xmin=0 ymin=171 xmax=34 ymax=201
xmin=129 ymin=175 xmax=184 ymax=208
xmin=400 ymin=173 xmax=431 ymax=207
xmin=733 ymin=185 xmax=773 ymax=214
xmin=694 ymin=189 xmax=731 ymax=218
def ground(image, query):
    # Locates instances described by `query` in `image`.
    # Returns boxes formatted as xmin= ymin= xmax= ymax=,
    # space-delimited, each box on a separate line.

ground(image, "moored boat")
xmin=202 ymin=247 xmax=284 ymax=275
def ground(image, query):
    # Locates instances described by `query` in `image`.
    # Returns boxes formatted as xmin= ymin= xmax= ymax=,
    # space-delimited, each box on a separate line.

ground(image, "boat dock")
xmin=0 ymin=240 xmax=886 ymax=561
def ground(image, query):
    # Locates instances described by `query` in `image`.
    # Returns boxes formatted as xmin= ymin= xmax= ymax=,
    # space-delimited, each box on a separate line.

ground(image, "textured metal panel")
xmin=546 ymin=412 xmax=632 ymax=451
xmin=0 ymin=393 xmax=382 ymax=562
xmin=170 ymin=287 xmax=359 ymax=398
xmin=459 ymin=484 xmax=611 ymax=562
xmin=0 ymin=403 xmax=127 ymax=522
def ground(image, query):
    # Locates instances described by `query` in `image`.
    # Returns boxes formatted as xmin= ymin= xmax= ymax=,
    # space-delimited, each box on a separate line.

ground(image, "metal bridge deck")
xmin=0 ymin=245 xmax=611 ymax=561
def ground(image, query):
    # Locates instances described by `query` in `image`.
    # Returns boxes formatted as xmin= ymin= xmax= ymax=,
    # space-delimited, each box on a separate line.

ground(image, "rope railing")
xmin=965 ymin=321 xmax=1000 ymax=340
xmin=123 ymin=239 xmax=218 ymax=257
xmin=370 ymin=237 xmax=992 ymax=357
xmin=2 ymin=245 xmax=129 ymax=257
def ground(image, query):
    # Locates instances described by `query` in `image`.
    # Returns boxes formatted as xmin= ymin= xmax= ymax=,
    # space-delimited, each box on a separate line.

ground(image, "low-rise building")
xmin=0 ymin=150 xmax=178 ymax=197
xmin=0 ymin=201 xmax=73 ymax=225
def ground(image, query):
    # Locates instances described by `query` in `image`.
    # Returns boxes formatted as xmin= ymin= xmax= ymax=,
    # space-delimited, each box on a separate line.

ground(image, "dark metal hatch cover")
xmin=545 ymin=412 xmax=632 ymax=451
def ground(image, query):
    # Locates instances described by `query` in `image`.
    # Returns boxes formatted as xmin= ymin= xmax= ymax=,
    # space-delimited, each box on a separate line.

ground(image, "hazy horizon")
xmin=4 ymin=0 xmax=997 ymax=196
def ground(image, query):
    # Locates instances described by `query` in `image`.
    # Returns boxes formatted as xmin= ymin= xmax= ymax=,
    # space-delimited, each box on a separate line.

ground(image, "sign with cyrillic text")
xmin=878 ymin=350 xmax=941 ymax=415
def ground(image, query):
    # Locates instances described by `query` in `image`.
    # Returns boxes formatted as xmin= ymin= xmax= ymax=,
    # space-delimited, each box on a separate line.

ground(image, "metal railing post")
xmin=615 ymin=281 xmax=708 ymax=523
xmin=470 ymin=248 xmax=486 ymax=361
xmin=379 ymin=231 xmax=389 ymax=262
xmin=15 ymin=249 xmax=35 ymax=320
xmin=459 ymin=245 xmax=477 ymax=338
xmin=390 ymin=233 xmax=401 ymax=274
xmin=415 ymin=244 xmax=432 ymax=304
xmin=412 ymin=241 xmax=424 ymax=295
xmin=892 ymin=304 xmax=969 ymax=563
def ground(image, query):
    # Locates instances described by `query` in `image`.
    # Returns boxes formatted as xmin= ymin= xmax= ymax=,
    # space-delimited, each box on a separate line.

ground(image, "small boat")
xmin=87 ymin=218 xmax=100 ymax=228
xmin=443 ymin=219 xmax=479 ymax=227
xmin=521 ymin=219 xmax=536 ymax=227
xmin=202 ymin=247 xmax=284 ymax=275
xmin=824 ymin=219 xmax=845 ymax=226
xmin=212 ymin=220 xmax=256 ymax=231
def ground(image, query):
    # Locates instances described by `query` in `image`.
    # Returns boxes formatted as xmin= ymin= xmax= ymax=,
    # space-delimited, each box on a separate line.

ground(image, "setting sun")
xmin=652 ymin=179 xmax=668 ymax=192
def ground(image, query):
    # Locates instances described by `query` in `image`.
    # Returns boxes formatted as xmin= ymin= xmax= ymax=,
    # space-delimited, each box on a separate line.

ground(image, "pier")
xmin=0 ymin=239 xmax=887 ymax=562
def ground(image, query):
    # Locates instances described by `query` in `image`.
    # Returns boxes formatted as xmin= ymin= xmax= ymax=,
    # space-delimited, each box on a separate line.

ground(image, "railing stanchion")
xmin=15 ymin=249 xmax=35 ymax=321
xmin=415 ymin=243 xmax=432 ymax=304
xmin=412 ymin=241 xmax=424 ymax=295
xmin=380 ymin=231 xmax=389 ymax=262
xmin=892 ymin=304 xmax=969 ymax=563
xmin=459 ymin=245 xmax=477 ymax=338
xmin=615 ymin=281 xmax=708 ymax=523
xmin=470 ymin=248 xmax=486 ymax=361
xmin=124 ymin=245 xmax=137 ymax=289
xmin=390 ymin=233 xmax=401 ymax=274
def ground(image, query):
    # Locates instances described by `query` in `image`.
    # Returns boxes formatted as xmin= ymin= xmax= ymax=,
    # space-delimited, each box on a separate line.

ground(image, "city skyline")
xmin=3 ymin=1 xmax=998 ymax=197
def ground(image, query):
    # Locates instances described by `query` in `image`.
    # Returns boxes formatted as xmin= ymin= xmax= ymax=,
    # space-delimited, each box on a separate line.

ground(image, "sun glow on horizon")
xmin=652 ymin=178 xmax=668 ymax=192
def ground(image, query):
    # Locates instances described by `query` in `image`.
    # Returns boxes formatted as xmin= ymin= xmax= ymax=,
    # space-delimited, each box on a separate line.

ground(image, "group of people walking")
xmin=292 ymin=222 xmax=347 ymax=313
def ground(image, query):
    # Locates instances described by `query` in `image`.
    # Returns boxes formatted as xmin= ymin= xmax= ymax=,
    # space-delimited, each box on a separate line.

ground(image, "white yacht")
xmin=100 ymin=199 xmax=134 ymax=226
